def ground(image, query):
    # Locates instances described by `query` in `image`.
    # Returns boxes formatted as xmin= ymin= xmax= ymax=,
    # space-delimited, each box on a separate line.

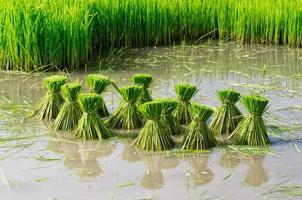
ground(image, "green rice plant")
xmin=132 ymin=74 xmax=153 ymax=104
xmin=173 ymin=83 xmax=198 ymax=125
xmin=52 ymin=83 xmax=82 ymax=131
xmin=133 ymin=101 xmax=175 ymax=151
xmin=106 ymin=85 xmax=143 ymax=130
xmin=32 ymin=75 xmax=67 ymax=120
xmin=228 ymin=95 xmax=270 ymax=146
xmin=182 ymin=103 xmax=217 ymax=150
xmin=86 ymin=74 xmax=111 ymax=118
xmin=74 ymin=93 xmax=112 ymax=140
xmin=210 ymin=89 xmax=242 ymax=137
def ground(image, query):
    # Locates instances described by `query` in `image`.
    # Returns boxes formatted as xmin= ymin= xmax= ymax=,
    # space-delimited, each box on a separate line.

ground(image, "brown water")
xmin=0 ymin=43 xmax=302 ymax=200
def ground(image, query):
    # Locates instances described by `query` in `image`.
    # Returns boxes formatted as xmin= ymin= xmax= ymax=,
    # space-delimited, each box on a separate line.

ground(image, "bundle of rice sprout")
xmin=182 ymin=103 xmax=217 ymax=150
xmin=52 ymin=83 xmax=82 ymax=131
xmin=86 ymin=74 xmax=111 ymax=118
xmin=74 ymin=93 xmax=112 ymax=140
xmin=32 ymin=75 xmax=67 ymax=120
xmin=210 ymin=89 xmax=242 ymax=137
xmin=228 ymin=94 xmax=270 ymax=146
xmin=132 ymin=74 xmax=153 ymax=104
xmin=133 ymin=101 xmax=175 ymax=151
xmin=173 ymin=83 xmax=198 ymax=125
xmin=158 ymin=98 xmax=182 ymax=135
xmin=106 ymin=85 xmax=143 ymax=130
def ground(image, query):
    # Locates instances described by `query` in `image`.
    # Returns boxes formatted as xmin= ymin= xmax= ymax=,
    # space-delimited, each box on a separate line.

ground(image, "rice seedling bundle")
xmin=106 ymin=85 xmax=143 ymax=130
xmin=86 ymin=74 xmax=111 ymax=118
xmin=133 ymin=101 xmax=175 ymax=151
xmin=210 ymin=89 xmax=242 ymax=137
xmin=182 ymin=103 xmax=217 ymax=150
xmin=131 ymin=74 xmax=153 ymax=104
xmin=173 ymin=83 xmax=198 ymax=125
xmin=32 ymin=75 xmax=67 ymax=120
xmin=74 ymin=93 xmax=112 ymax=140
xmin=52 ymin=83 xmax=82 ymax=131
xmin=228 ymin=95 xmax=270 ymax=146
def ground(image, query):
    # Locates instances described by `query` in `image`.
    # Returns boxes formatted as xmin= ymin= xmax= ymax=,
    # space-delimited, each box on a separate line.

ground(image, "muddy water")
xmin=0 ymin=43 xmax=302 ymax=200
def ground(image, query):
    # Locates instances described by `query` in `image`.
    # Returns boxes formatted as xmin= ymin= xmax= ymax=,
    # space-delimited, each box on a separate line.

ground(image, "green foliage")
xmin=31 ymin=75 xmax=67 ymax=120
xmin=228 ymin=95 xmax=270 ymax=146
xmin=132 ymin=74 xmax=153 ymax=104
xmin=210 ymin=89 xmax=242 ymax=137
xmin=74 ymin=93 xmax=112 ymax=140
xmin=182 ymin=103 xmax=217 ymax=150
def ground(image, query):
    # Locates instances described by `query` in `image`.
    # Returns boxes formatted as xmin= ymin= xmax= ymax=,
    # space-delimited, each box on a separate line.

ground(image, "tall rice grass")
xmin=1 ymin=0 xmax=302 ymax=71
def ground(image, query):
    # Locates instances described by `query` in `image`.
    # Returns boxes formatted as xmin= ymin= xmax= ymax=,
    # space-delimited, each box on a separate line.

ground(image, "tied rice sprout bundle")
xmin=52 ymin=83 xmax=82 ymax=131
xmin=133 ymin=101 xmax=175 ymax=151
xmin=210 ymin=89 xmax=242 ymax=137
xmin=182 ymin=103 xmax=217 ymax=150
xmin=86 ymin=74 xmax=112 ymax=118
xmin=32 ymin=75 xmax=67 ymax=120
xmin=173 ymin=83 xmax=198 ymax=125
xmin=106 ymin=85 xmax=143 ymax=130
xmin=74 ymin=93 xmax=112 ymax=140
xmin=228 ymin=95 xmax=270 ymax=146
xmin=132 ymin=74 xmax=153 ymax=104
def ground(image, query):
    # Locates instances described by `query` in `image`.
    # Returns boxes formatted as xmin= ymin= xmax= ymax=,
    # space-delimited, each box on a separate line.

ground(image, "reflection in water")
xmin=219 ymin=151 xmax=241 ymax=171
xmin=122 ymin=143 xmax=141 ymax=162
xmin=243 ymin=155 xmax=268 ymax=187
xmin=48 ymin=135 xmax=116 ymax=180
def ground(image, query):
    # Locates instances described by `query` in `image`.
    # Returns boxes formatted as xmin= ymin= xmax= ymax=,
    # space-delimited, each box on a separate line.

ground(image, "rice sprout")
xmin=132 ymin=74 xmax=153 ymax=104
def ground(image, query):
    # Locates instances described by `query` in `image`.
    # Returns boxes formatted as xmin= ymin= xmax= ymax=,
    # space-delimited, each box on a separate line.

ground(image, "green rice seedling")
xmin=132 ymin=74 xmax=153 ymax=104
xmin=133 ymin=101 xmax=175 ymax=151
xmin=106 ymin=85 xmax=143 ymax=130
xmin=228 ymin=95 xmax=270 ymax=146
xmin=173 ymin=83 xmax=198 ymax=125
xmin=52 ymin=83 xmax=82 ymax=131
xmin=182 ymin=103 xmax=217 ymax=150
xmin=86 ymin=74 xmax=112 ymax=118
xmin=74 ymin=93 xmax=112 ymax=140
xmin=210 ymin=89 xmax=242 ymax=137
xmin=32 ymin=75 xmax=67 ymax=120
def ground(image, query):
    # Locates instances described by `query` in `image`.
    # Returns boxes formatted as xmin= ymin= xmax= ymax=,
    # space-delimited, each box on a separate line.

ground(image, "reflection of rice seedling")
xmin=243 ymin=155 xmax=268 ymax=187
xmin=173 ymin=83 xmax=198 ymax=125
xmin=219 ymin=151 xmax=240 ymax=171
xmin=106 ymin=85 xmax=143 ymax=130
xmin=74 ymin=93 xmax=112 ymax=140
xmin=133 ymin=101 xmax=175 ymax=151
xmin=132 ymin=74 xmax=153 ymax=104
xmin=32 ymin=75 xmax=67 ymax=120
xmin=210 ymin=89 xmax=242 ymax=137
xmin=228 ymin=95 xmax=270 ymax=146
xmin=182 ymin=103 xmax=217 ymax=150
xmin=86 ymin=74 xmax=111 ymax=118
xmin=52 ymin=83 xmax=82 ymax=131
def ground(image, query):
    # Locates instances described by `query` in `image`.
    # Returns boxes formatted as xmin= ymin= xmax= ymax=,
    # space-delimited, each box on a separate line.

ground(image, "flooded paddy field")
xmin=0 ymin=43 xmax=302 ymax=200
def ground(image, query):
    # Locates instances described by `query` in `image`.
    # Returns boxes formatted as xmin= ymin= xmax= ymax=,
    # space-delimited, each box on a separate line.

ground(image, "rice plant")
xmin=133 ymin=101 xmax=175 ymax=151
xmin=106 ymin=85 xmax=143 ymax=130
xmin=74 ymin=93 xmax=112 ymax=140
xmin=52 ymin=82 xmax=82 ymax=131
xmin=182 ymin=103 xmax=217 ymax=150
xmin=132 ymin=74 xmax=153 ymax=104
xmin=32 ymin=75 xmax=67 ymax=120
xmin=228 ymin=95 xmax=270 ymax=146
xmin=86 ymin=74 xmax=111 ymax=118
xmin=210 ymin=89 xmax=242 ymax=137
xmin=173 ymin=83 xmax=198 ymax=125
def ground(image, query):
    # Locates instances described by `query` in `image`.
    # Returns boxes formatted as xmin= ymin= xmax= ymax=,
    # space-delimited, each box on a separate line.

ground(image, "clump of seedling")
xmin=132 ymin=74 xmax=153 ymax=104
xmin=86 ymin=74 xmax=112 ymax=118
xmin=133 ymin=101 xmax=175 ymax=151
xmin=106 ymin=85 xmax=143 ymax=130
xmin=182 ymin=103 xmax=217 ymax=150
xmin=52 ymin=82 xmax=82 ymax=131
xmin=32 ymin=75 xmax=67 ymax=120
xmin=173 ymin=83 xmax=198 ymax=125
xmin=210 ymin=89 xmax=242 ymax=137
xmin=74 ymin=93 xmax=112 ymax=140
xmin=228 ymin=95 xmax=270 ymax=146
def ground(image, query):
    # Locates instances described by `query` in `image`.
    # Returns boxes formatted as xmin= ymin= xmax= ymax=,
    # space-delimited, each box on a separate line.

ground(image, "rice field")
xmin=1 ymin=0 xmax=302 ymax=71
